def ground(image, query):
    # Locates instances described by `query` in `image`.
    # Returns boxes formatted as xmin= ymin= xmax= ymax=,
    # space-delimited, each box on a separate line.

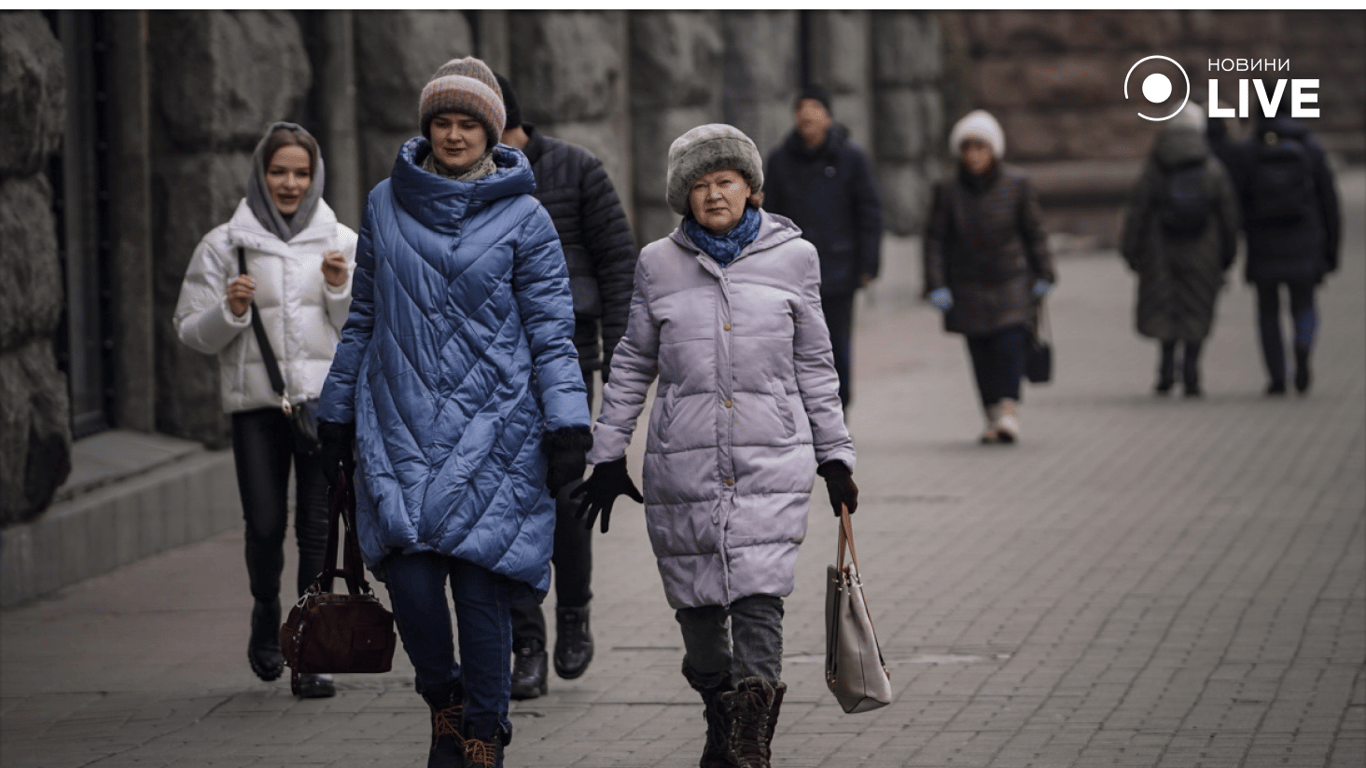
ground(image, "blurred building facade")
xmin=1 ymin=9 xmax=1361 ymax=605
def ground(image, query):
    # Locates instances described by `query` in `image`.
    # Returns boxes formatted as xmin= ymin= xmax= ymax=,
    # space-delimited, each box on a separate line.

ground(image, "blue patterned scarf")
xmin=683 ymin=206 xmax=762 ymax=268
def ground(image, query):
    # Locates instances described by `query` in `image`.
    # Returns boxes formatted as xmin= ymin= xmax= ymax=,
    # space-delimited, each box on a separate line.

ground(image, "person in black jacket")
xmin=764 ymin=85 xmax=883 ymax=411
xmin=1233 ymin=107 xmax=1341 ymax=395
xmin=494 ymin=74 xmax=638 ymax=700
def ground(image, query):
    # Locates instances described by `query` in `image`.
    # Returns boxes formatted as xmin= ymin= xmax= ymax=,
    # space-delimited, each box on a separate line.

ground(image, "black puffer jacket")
xmin=522 ymin=125 xmax=637 ymax=377
xmin=923 ymin=164 xmax=1056 ymax=337
xmin=763 ymin=125 xmax=883 ymax=295
xmin=1232 ymin=115 xmax=1340 ymax=285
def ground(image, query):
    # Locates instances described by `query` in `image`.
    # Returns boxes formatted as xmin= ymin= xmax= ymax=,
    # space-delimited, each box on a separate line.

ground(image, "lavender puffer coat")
xmin=587 ymin=210 xmax=855 ymax=610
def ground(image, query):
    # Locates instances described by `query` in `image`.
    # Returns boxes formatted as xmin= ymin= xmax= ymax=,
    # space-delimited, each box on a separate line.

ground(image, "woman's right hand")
xmin=227 ymin=274 xmax=256 ymax=317
xmin=571 ymin=457 xmax=642 ymax=533
xmin=927 ymin=287 xmax=953 ymax=312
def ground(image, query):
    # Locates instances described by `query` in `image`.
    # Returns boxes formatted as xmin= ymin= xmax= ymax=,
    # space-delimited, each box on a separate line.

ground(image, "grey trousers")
xmin=675 ymin=594 xmax=784 ymax=685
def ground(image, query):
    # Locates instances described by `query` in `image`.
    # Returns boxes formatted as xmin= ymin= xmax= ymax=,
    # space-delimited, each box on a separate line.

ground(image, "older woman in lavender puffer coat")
xmin=573 ymin=124 xmax=857 ymax=768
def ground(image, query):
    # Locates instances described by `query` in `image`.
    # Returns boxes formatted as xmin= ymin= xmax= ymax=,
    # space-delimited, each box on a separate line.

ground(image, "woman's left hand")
xmin=817 ymin=460 xmax=858 ymax=517
xmin=322 ymin=250 xmax=347 ymax=287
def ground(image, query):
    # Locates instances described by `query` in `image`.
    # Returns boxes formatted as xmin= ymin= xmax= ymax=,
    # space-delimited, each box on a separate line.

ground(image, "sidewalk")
xmin=3 ymin=171 xmax=1362 ymax=768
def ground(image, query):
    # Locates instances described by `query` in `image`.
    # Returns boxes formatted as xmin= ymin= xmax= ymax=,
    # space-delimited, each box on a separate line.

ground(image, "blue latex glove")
xmin=927 ymin=287 xmax=954 ymax=311
xmin=1032 ymin=279 xmax=1052 ymax=300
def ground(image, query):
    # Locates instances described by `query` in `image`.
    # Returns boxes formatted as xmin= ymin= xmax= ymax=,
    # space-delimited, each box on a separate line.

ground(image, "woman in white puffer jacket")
xmin=173 ymin=122 xmax=357 ymax=699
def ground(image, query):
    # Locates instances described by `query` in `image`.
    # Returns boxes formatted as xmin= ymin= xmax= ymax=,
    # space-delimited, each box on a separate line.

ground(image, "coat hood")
xmin=389 ymin=137 xmax=535 ymax=235
xmin=1154 ymin=125 xmax=1209 ymax=168
xmin=669 ymin=208 xmax=805 ymax=264
xmin=226 ymin=196 xmax=341 ymax=254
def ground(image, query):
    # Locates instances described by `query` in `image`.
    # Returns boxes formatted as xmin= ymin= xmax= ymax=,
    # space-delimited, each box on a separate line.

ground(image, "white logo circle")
xmin=1124 ymin=56 xmax=1190 ymax=122
xmin=1142 ymin=73 xmax=1173 ymax=103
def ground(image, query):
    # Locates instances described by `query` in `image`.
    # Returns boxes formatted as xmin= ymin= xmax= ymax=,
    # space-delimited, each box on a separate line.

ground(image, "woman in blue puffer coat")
xmin=316 ymin=58 xmax=591 ymax=768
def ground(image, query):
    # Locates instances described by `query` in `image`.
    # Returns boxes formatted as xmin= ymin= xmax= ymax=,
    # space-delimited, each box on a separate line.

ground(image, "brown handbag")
xmin=280 ymin=472 xmax=396 ymax=695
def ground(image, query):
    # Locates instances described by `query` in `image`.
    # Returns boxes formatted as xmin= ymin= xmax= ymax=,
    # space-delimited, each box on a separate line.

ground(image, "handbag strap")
xmin=1034 ymin=299 xmax=1052 ymax=344
xmin=835 ymin=503 xmax=885 ymax=654
xmin=237 ymin=247 xmax=288 ymax=405
xmin=315 ymin=472 xmax=372 ymax=596
xmin=836 ymin=503 xmax=860 ymax=573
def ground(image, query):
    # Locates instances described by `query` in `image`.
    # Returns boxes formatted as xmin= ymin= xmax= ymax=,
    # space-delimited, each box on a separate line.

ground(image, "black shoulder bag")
xmin=238 ymin=247 xmax=322 ymax=455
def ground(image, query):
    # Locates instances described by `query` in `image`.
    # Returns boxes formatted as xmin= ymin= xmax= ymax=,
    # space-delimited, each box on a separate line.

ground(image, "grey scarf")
xmin=245 ymin=121 xmax=326 ymax=243
xmin=421 ymin=148 xmax=497 ymax=182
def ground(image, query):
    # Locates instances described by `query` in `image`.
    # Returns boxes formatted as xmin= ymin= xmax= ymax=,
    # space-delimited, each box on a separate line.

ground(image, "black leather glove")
xmin=317 ymin=420 xmax=356 ymax=488
xmin=570 ymin=457 xmax=642 ymax=533
xmin=816 ymin=460 xmax=858 ymax=517
xmin=543 ymin=426 xmax=593 ymax=497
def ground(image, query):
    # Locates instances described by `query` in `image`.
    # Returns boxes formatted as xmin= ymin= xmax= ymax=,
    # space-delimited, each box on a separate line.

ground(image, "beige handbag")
xmin=825 ymin=504 xmax=892 ymax=713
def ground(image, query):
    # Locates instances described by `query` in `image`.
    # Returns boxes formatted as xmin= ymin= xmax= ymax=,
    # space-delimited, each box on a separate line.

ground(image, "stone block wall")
xmin=353 ymin=11 xmax=474 ymax=196
xmin=149 ymin=10 xmax=311 ymax=447
xmin=871 ymin=12 xmax=943 ymax=236
xmin=0 ymin=12 xmax=71 ymax=525
xmin=506 ymin=11 xmax=632 ymax=233
xmin=628 ymin=11 xmax=725 ymax=245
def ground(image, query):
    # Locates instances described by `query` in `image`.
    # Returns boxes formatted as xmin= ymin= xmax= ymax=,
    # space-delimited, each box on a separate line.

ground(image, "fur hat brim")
xmin=666 ymin=124 xmax=764 ymax=216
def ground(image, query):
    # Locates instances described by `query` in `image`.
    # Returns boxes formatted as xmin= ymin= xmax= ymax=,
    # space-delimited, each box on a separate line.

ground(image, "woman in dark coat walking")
xmin=923 ymin=110 xmax=1056 ymax=443
xmin=1121 ymin=104 xmax=1240 ymax=396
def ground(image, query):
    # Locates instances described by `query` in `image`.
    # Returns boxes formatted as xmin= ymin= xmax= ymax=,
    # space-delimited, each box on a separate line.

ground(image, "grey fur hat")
xmin=666 ymin=124 xmax=764 ymax=215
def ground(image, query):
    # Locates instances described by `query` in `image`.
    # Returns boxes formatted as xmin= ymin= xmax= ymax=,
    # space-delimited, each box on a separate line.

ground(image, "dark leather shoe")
xmin=248 ymin=598 xmax=284 ymax=682
xmin=510 ymin=643 xmax=548 ymax=700
xmin=554 ymin=605 xmax=594 ymax=680
xmin=296 ymin=673 xmax=336 ymax=699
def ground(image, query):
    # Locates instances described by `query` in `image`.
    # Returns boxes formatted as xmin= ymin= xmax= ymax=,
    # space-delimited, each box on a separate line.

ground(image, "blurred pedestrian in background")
xmin=573 ymin=124 xmax=858 ymax=768
xmin=316 ymin=57 xmax=590 ymax=768
xmin=1233 ymin=98 xmax=1341 ymax=395
xmin=763 ymin=85 xmax=883 ymax=413
xmin=493 ymin=72 xmax=638 ymax=700
xmin=1121 ymin=103 xmax=1240 ymax=397
xmin=923 ymin=109 xmax=1055 ymax=443
xmin=174 ymin=121 xmax=357 ymax=699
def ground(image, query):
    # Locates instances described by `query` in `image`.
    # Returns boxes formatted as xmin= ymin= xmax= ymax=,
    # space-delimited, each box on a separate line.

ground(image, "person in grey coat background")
xmin=924 ymin=109 xmax=1056 ymax=444
xmin=1121 ymin=103 xmax=1240 ymax=397
xmin=572 ymin=124 xmax=858 ymax=768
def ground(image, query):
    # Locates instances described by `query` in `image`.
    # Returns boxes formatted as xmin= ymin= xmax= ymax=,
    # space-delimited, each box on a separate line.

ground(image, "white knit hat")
xmin=665 ymin=124 xmax=764 ymax=215
xmin=949 ymin=109 xmax=1005 ymax=159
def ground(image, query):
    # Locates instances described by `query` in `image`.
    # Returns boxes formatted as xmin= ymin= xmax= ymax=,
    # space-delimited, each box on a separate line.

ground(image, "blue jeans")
xmin=676 ymin=595 xmax=785 ymax=685
xmin=383 ymin=551 xmax=519 ymax=737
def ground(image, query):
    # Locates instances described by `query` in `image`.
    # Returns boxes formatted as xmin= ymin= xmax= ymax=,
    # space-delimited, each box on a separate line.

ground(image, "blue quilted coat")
xmin=319 ymin=138 xmax=590 ymax=593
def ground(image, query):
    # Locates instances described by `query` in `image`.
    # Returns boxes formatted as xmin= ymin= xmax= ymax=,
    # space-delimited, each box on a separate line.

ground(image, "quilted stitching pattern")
xmin=320 ymin=139 xmax=590 ymax=593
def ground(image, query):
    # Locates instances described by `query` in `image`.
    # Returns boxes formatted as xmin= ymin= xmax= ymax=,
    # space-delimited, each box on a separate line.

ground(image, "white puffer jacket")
xmin=174 ymin=198 xmax=358 ymax=413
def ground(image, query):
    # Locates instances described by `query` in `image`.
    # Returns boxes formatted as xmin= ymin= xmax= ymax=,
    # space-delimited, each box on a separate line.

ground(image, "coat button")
xmin=724 ymin=399 xmax=733 ymax=408
xmin=725 ymin=477 xmax=735 ymax=487
xmin=723 ymin=322 xmax=732 ymax=331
